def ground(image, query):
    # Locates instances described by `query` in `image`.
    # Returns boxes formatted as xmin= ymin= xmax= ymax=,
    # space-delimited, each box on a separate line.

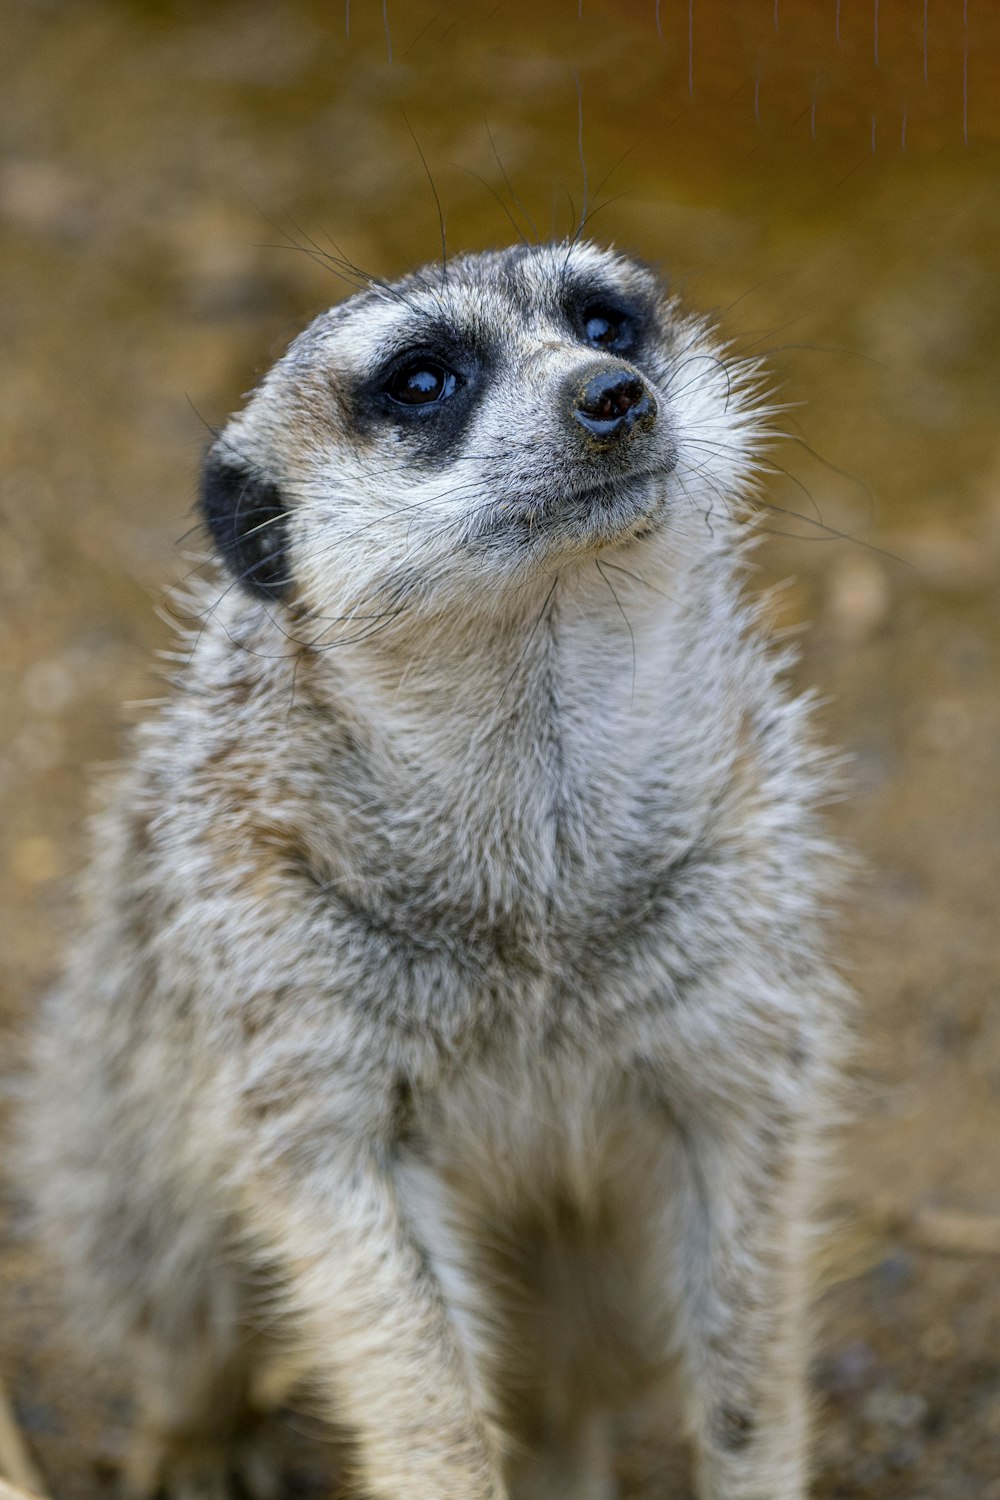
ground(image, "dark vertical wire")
xmin=963 ymin=0 xmax=969 ymax=145
xmin=574 ymin=73 xmax=589 ymax=241
xmin=874 ymin=0 xmax=880 ymax=66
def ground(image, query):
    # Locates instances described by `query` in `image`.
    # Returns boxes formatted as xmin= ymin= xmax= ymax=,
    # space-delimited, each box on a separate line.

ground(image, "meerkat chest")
xmin=321 ymin=720 xmax=710 ymax=975
xmin=402 ymin=1041 xmax=676 ymax=1232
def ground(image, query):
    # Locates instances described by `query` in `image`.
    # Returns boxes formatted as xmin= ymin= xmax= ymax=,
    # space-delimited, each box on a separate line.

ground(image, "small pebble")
xmin=862 ymin=1387 xmax=928 ymax=1430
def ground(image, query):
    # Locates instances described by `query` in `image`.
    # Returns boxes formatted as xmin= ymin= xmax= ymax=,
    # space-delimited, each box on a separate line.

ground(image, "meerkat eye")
xmin=580 ymin=304 xmax=636 ymax=354
xmin=385 ymin=360 xmax=458 ymax=407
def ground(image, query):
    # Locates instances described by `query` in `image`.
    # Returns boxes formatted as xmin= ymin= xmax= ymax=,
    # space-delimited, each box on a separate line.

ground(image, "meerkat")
xmin=21 ymin=240 xmax=847 ymax=1500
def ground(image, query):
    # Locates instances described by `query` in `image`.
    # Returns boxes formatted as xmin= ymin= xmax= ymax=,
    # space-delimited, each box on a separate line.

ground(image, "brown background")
xmin=2 ymin=2 xmax=999 ymax=1496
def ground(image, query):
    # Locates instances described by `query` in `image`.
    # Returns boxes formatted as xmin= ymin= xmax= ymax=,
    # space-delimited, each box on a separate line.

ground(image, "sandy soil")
xmin=2 ymin=3 xmax=999 ymax=1496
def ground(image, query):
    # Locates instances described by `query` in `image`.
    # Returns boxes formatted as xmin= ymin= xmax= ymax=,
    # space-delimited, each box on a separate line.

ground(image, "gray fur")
xmin=20 ymin=242 xmax=848 ymax=1500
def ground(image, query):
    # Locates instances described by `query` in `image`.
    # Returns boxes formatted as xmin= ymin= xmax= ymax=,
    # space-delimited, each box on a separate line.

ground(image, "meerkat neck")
xmin=306 ymin=539 xmax=701 ymax=758
xmin=287 ymin=529 xmax=744 ymax=876
xmin=185 ymin=519 xmax=750 ymax=926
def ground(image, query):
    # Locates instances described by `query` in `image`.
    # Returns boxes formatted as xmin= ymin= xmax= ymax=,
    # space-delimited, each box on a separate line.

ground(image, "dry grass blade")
xmin=0 ymin=1380 xmax=46 ymax=1498
xmin=0 ymin=1480 xmax=44 ymax=1500
xmin=871 ymin=1197 xmax=1000 ymax=1257
xmin=816 ymin=1196 xmax=1000 ymax=1295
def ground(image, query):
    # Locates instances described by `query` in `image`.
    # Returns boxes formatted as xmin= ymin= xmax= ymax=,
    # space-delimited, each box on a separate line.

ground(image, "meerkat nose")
xmin=572 ymin=366 xmax=657 ymax=447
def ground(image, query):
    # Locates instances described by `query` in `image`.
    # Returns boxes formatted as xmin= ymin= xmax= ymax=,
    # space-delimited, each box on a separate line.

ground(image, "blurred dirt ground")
xmin=2 ymin=2 xmax=1000 ymax=1497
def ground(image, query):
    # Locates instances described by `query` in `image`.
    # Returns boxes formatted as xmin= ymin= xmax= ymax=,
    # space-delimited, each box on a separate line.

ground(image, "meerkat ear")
xmin=200 ymin=449 xmax=291 ymax=600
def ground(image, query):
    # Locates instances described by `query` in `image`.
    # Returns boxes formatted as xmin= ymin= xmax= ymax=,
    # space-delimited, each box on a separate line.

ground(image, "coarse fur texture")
xmin=21 ymin=241 xmax=849 ymax=1500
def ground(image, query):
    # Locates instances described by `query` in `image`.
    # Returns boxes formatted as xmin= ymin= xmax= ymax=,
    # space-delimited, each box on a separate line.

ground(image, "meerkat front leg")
xmin=670 ymin=1105 xmax=816 ymax=1500
xmin=237 ymin=1130 xmax=507 ymax=1500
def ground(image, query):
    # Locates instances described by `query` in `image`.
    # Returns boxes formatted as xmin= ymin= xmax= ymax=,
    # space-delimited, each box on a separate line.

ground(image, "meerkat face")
xmin=201 ymin=242 xmax=763 ymax=623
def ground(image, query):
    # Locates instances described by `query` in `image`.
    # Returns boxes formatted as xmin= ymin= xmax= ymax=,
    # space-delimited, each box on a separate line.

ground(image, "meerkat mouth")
xmin=562 ymin=466 xmax=668 ymax=509
xmin=467 ymin=467 xmax=669 ymax=559
xmin=562 ymin=472 xmax=668 ymax=546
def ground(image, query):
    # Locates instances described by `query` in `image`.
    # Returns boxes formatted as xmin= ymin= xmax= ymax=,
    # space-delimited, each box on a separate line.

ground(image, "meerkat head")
xmin=201 ymin=241 xmax=765 ymax=630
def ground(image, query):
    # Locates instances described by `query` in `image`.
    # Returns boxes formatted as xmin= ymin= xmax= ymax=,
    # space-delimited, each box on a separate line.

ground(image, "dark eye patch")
xmin=384 ymin=359 xmax=459 ymax=407
xmin=349 ymin=323 xmax=493 ymax=469
xmin=562 ymin=281 xmax=648 ymax=359
xmin=579 ymin=302 xmax=637 ymax=355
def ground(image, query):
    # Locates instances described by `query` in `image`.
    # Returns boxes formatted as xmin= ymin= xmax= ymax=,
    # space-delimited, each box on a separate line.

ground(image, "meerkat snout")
xmin=570 ymin=364 xmax=657 ymax=448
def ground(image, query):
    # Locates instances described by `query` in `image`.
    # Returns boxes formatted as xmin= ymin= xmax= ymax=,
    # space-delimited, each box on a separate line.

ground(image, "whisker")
xmin=404 ymin=113 xmax=448 ymax=281
xmin=487 ymin=573 xmax=560 ymax=730
xmin=484 ymin=119 xmax=541 ymax=244
xmin=598 ymin=559 xmax=676 ymax=604
xmin=595 ymin=558 xmax=636 ymax=703
xmin=458 ymin=164 xmax=531 ymax=249
xmin=665 ymin=352 xmax=733 ymax=410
